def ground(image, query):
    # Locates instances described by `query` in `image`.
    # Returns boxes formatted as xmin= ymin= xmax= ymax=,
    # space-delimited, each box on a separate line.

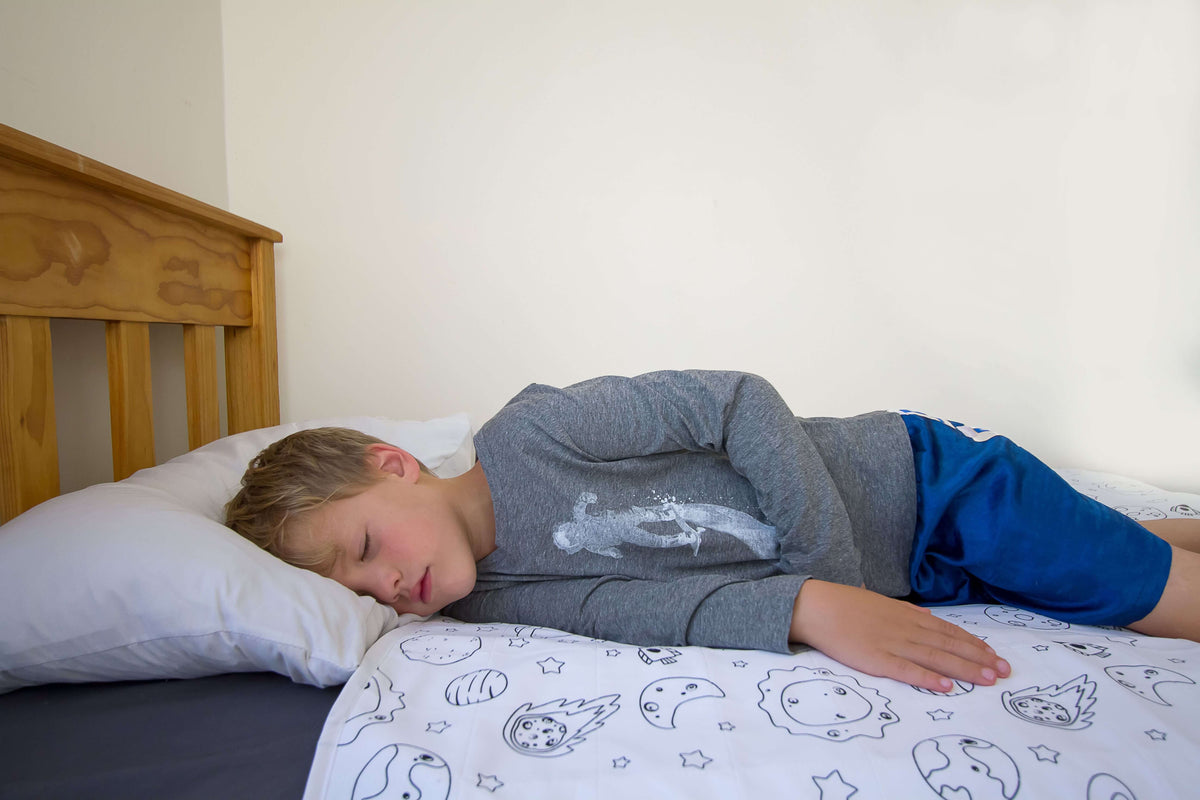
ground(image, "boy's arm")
xmin=449 ymin=576 xmax=1011 ymax=691
xmin=446 ymin=572 xmax=807 ymax=652
xmin=790 ymin=580 xmax=1011 ymax=692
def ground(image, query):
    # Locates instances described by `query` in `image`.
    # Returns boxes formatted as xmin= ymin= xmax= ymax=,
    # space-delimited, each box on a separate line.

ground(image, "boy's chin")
xmin=388 ymin=600 xmax=424 ymax=616
xmin=387 ymin=599 xmax=448 ymax=617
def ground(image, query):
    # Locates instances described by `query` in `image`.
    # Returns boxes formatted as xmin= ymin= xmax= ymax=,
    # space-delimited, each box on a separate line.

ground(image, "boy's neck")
xmin=446 ymin=460 xmax=497 ymax=561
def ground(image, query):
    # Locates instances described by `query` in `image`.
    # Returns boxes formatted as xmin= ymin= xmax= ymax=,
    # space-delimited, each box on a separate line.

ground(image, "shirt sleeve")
xmin=445 ymin=572 xmax=808 ymax=653
xmin=531 ymin=370 xmax=864 ymax=587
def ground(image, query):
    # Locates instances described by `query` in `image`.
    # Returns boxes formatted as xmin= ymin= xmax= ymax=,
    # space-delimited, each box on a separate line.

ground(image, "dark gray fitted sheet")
xmin=0 ymin=672 xmax=341 ymax=800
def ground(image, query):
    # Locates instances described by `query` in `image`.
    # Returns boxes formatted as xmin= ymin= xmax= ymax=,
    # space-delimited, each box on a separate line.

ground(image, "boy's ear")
xmin=366 ymin=443 xmax=423 ymax=483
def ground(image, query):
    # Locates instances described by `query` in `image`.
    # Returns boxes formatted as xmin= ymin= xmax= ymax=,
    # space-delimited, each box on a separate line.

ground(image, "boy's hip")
xmin=898 ymin=411 xmax=1170 ymax=626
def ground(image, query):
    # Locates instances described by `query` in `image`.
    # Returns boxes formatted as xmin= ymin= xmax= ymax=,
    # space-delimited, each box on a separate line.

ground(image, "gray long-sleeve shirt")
xmin=445 ymin=370 xmax=917 ymax=652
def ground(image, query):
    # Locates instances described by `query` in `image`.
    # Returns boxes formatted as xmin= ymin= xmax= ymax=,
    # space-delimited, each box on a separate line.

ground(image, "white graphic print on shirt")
xmin=552 ymin=491 xmax=779 ymax=560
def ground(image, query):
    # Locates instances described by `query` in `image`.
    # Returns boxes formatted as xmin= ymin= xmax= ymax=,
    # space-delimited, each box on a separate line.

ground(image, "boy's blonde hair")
xmin=224 ymin=427 xmax=392 ymax=571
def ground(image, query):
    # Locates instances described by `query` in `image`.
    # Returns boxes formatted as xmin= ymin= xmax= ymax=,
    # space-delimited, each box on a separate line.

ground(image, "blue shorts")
xmin=901 ymin=412 xmax=1171 ymax=626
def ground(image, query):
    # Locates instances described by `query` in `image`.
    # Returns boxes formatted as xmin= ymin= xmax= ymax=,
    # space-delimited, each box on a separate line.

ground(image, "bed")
xmin=2 ymin=125 xmax=1198 ymax=799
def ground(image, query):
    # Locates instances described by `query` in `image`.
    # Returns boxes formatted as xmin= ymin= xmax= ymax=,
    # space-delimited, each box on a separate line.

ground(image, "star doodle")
xmin=1169 ymin=658 xmax=1186 ymax=664
xmin=1146 ymin=729 xmax=1167 ymax=741
xmin=507 ymin=638 xmax=529 ymax=648
xmin=537 ymin=656 xmax=565 ymax=674
xmin=813 ymin=769 xmax=858 ymax=800
xmin=927 ymin=709 xmax=953 ymax=721
xmin=718 ymin=722 xmax=736 ymax=731
xmin=606 ymin=649 xmax=622 ymax=657
xmin=476 ymin=774 xmax=504 ymax=792
xmin=1029 ymin=745 xmax=1059 ymax=763
xmin=680 ymin=750 xmax=712 ymax=769
xmin=1033 ymin=645 xmax=1050 ymax=652
xmin=426 ymin=721 xmax=450 ymax=734
xmin=612 ymin=756 xmax=631 ymax=769
xmin=731 ymin=660 xmax=749 ymax=669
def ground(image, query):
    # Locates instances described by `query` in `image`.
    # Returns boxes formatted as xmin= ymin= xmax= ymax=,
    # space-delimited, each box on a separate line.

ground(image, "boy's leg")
xmin=1139 ymin=519 xmax=1200 ymax=554
xmin=1127 ymin=546 xmax=1200 ymax=641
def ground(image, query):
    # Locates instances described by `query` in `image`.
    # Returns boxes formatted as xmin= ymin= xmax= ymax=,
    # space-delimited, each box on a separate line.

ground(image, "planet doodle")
xmin=350 ymin=744 xmax=451 ymax=800
xmin=984 ymin=606 xmax=1069 ymax=630
xmin=758 ymin=666 xmax=897 ymax=741
xmin=912 ymin=735 xmax=1019 ymax=800
xmin=445 ymin=669 xmax=508 ymax=706
xmin=399 ymin=633 xmax=482 ymax=665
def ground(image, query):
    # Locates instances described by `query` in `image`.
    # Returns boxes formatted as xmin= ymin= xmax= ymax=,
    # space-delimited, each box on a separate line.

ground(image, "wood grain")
xmin=0 ymin=155 xmax=256 ymax=326
xmin=105 ymin=320 xmax=155 ymax=480
xmin=0 ymin=315 xmax=59 ymax=524
xmin=225 ymin=238 xmax=280 ymax=433
xmin=0 ymin=123 xmax=280 ymax=243
xmin=183 ymin=324 xmax=221 ymax=449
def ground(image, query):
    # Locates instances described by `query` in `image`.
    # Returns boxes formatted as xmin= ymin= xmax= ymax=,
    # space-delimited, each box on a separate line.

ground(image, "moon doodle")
xmin=639 ymin=677 xmax=726 ymax=729
xmin=1104 ymin=665 xmax=1196 ymax=705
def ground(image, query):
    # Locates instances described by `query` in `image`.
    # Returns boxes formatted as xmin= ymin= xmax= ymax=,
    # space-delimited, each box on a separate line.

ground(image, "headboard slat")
xmin=183 ymin=324 xmax=221 ymax=450
xmin=105 ymin=320 xmax=155 ymax=481
xmin=225 ymin=239 xmax=280 ymax=434
xmin=0 ymin=315 xmax=59 ymax=517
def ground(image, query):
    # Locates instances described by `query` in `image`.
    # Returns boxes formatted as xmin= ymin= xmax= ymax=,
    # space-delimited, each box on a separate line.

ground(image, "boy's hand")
xmin=789 ymin=580 xmax=1011 ymax=693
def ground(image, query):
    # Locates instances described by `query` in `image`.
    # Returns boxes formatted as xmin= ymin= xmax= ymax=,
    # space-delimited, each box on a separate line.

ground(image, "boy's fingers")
xmin=918 ymin=613 xmax=1011 ymax=673
xmin=900 ymin=632 xmax=1010 ymax=688
xmin=877 ymin=654 xmax=963 ymax=694
xmin=913 ymin=645 xmax=998 ymax=686
xmin=859 ymin=632 xmax=1009 ymax=693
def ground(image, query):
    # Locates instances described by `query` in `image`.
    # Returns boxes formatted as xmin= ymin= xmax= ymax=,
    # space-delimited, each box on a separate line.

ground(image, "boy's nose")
xmin=376 ymin=569 xmax=403 ymax=604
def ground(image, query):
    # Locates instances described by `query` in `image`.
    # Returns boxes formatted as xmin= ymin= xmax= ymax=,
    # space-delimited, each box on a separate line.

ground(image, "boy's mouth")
xmin=418 ymin=568 xmax=432 ymax=605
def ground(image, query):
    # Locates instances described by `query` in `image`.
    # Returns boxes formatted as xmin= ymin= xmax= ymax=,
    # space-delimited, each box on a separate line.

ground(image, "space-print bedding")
xmin=304 ymin=471 xmax=1200 ymax=799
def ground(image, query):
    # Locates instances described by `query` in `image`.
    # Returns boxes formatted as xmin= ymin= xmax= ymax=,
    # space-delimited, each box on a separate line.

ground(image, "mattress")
xmin=0 ymin=672 xmax=340 ymax=800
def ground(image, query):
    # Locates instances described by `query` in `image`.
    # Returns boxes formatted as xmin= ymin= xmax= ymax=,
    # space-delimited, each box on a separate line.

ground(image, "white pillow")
xmin=0 ymin=413 xmax=476 ymax=694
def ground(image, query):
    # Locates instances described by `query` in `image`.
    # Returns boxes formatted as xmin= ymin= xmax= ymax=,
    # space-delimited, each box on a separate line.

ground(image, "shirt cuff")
xmin=686 ymin=574 xmax=809 ymax=653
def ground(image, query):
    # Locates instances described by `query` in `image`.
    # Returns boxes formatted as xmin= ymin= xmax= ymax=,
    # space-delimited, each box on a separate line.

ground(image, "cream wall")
xmin=223 ymin=1 xmax=1199 ymax=492
xmin=3 ymin=2 xmax=1194 ymax=494
xmin=0 ymin=0 xmax=228 ymax=490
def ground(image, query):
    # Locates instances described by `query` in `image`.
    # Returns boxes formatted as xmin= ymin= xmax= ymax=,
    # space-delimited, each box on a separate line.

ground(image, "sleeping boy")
xmin=225 ymin=370 xmax=1200 ymax=693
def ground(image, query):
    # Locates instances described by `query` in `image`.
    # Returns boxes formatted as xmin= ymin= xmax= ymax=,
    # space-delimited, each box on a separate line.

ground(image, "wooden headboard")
xmin=0 ymin=124 xmax=282 ymax=524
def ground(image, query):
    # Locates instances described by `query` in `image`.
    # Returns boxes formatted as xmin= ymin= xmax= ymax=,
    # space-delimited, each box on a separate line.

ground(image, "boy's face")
xmin=294 ymin=469 xmax=478 ymax=617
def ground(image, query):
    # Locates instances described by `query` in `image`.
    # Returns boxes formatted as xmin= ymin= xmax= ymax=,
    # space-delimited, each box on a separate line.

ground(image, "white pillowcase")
xmin=0 ymin=414 xmax=476 ymax=694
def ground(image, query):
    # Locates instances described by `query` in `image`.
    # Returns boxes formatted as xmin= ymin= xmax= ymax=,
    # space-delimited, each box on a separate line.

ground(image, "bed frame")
xmin=0 ymin=123 xmax=281 ymax=524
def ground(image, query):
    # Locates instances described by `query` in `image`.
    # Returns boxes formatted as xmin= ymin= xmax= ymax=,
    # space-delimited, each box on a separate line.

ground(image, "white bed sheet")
xmin=305 ymin=471 xmax=1200 ymax=799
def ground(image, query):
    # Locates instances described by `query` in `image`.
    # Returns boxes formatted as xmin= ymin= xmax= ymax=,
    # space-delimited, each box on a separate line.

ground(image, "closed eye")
xmin=360 ymin=531 xmax=372 ymax=561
